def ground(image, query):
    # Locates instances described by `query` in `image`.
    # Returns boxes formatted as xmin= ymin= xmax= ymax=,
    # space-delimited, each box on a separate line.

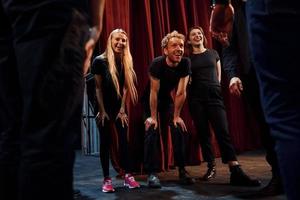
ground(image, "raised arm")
xmin=83 ymin=0 xmax=106 ymax=74
xmin=209 ymin=0 xmax=234 ymax=47
xmin=89 ymin=0 xmax=106 ymax=39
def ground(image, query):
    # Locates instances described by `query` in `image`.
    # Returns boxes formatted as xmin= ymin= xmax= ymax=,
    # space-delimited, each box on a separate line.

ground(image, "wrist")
xmin=89 ymin=26 xmax=100 ymax=43
xmin=119 ymin=107 xmax=125 ymax=114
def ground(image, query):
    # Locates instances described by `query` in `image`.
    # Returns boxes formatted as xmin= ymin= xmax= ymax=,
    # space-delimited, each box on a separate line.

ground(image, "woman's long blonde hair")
xmin=100 ymin=29 xmax=138 ymax=104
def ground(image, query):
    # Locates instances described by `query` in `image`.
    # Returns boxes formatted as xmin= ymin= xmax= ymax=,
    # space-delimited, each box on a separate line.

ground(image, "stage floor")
xmin=74 ymin=150 xmax=286 ymax=200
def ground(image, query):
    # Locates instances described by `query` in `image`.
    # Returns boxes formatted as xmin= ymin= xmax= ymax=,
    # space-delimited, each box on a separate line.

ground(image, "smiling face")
xmin=164 ymin=37 xmax=184 ymax=66
xmin=188 ymin=28 xmax=204 ymax=47
xmin=111 ymin=32 xmax=127 ymax=55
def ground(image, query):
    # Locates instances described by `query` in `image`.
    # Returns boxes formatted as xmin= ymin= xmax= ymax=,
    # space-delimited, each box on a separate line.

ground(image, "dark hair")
xmin=186 ymin=26 xmax=208 ymax=54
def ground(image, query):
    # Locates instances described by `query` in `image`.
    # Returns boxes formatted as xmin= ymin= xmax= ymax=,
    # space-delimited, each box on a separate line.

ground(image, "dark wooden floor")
xmin=74 ymin=150 xmax=286 ymax=200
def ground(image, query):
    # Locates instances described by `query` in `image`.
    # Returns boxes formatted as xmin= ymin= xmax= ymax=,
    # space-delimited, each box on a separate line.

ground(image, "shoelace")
xmin=104 ymin=180 xmax=112 ymax=185
xmin=150 ymin=175 xmax=158 ymax=181
xmin=127 ymin=176 xmax=135 ymax=182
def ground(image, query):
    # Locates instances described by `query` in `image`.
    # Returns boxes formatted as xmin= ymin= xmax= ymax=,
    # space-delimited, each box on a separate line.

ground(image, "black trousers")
xmin=242 ymin=68 xmax=279 ymax=176
xmin=247 ymin=2 xmax=300 ymax=198
xmin=0 ymin=2 xmax=89 ymax=200
xmin=188 ymin=85 xmax=237 ymax=164
xmin=144 ymin=104 xmax=187 ymax=173
xmin=97 ymin=117 xmax=131 ymax=178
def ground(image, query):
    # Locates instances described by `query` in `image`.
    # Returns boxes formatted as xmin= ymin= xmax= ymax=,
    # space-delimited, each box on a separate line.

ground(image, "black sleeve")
xmin=222 ymin=18 xmax=238 ymax=80
xmin=91 ymin=57 xmax=106 ymax=76
xmin=212 ymin=49 xmax=220 ymax=62
xmin=149 ymin=57 xmax=162 ymax=79
xmin=180 ymin=57 xmax=192 ymax=77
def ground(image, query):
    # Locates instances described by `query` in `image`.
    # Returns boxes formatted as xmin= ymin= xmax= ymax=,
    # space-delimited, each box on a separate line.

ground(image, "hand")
xmin=229 ymin=77 xmax=243 ymax=96
xmin=116 ymin=112 xmax=129 ymax=128
xmin=173 ymin=116 xmax=187 ymax=132
xmin=144 ymin=117 xmax=158 ymax=131
xmin=96 ymin=111 xmax=110 ymax=126
xmin=209 ymin=3 xmax=234 ymax=47
xmin=83 ymin=26 xmax=101 ymax=74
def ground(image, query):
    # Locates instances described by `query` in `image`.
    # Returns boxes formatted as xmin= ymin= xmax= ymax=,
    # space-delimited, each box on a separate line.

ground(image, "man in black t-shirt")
xmin=144 ymin=31 xmax=194 ymax=188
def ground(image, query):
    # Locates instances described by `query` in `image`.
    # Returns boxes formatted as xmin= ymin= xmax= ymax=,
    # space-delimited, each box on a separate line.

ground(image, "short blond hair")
xmin=161 ymin=30 xmax=185 ymax=48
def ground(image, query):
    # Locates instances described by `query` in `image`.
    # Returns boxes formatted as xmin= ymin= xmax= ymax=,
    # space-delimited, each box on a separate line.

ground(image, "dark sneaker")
xmin=202 ymin=166 xmax=216 ymax=181
xmin=256 ymin=176 xmax=284 ymax=196
xmin=148 ymin=174 xmax=161 ymax=188
xmin=230 ymin=165 xmax=261 ymax=187
xmin=179 ymin=168 xmax=195 ymax=185
xmin=73 ymin=189 xmax=81 ymax=199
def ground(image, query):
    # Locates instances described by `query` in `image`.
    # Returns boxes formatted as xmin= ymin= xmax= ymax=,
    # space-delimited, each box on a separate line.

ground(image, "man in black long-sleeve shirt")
xmin=222 ymin=1 xmax=283 ymax=196
xmin=211 ymin=0 xmax=300 ymax=199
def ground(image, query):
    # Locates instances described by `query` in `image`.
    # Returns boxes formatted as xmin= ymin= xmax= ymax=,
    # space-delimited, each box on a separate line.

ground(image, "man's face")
xmin=164 ymin=37 xmax=184 ymax=66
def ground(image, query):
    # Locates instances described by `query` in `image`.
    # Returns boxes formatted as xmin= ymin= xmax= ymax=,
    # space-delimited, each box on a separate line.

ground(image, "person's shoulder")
xmin=91 ymin=55 xmax=108 ymax=74
xmin=181 ymin=57 xmax=191 ymax=62
xmin=93 ymin=55 xmax=107 ymax=65
xmin=180 ymin=57 xmax=191 ymax=65
xmin=151 ymin=56 xmax=165 ymax=65
xmin=150 ymin=56 xmax=164 ymax=69
xmin=207 ymin=48 xmax=219 ymax=55
xmin=149 ymin=56 xmax=165 ymax=78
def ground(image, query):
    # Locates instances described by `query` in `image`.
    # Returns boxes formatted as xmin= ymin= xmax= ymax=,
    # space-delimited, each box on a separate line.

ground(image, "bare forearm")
xmin=217 ymin=61 xmax=222 ymax=82
xmin=150 ymin=92 xmax=158 ymax=119
xmin=96 ymin=88 xmax=105 ymax=113
xmin=89 ymin=0 xmax=105 ymax=41
xmin=120 ymin=88 xmax=127 ymax=113
xmin=174 ymin=92 xmax=186 ymax=118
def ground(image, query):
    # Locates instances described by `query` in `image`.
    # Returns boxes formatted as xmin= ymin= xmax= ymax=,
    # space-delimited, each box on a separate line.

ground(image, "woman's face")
xmin=188 ymin=28 xmax=204 ymax=46
xmin=111 ymin=32 xmax=127 ymax=54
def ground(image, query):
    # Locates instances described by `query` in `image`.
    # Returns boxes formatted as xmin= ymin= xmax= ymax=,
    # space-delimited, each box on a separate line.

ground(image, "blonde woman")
xmin=91 ymin=29 xmax=139 ymax=193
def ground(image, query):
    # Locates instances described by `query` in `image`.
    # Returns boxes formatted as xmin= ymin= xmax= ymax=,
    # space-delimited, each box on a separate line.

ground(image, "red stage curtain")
xmin=95 ymin=0 xmax=262 ymax=173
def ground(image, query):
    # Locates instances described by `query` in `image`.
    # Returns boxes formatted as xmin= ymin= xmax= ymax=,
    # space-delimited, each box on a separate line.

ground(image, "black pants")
xmin=0 ymin=3 xmax=89 ymax=200
xmin=242 ymin=68 xmax=279 ymax=176
xmin=98 ymin=118 xmax=131 ymax=177
xmin=144 ymin=104 xmax=187 ymax=173
xmin=188 ymin=85 xmax=237 ymax=164
xmin=247 ymin=1 xmax=300 ymax=198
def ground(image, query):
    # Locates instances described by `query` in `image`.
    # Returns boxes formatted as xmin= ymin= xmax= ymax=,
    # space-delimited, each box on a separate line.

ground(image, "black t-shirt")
xmin=144 ymin=56 xmax=191 ymax=106
xmin=190 ymin=49 xmax=220 ymax=87
xmin=91 ymin=56 xmax=125 ymax=116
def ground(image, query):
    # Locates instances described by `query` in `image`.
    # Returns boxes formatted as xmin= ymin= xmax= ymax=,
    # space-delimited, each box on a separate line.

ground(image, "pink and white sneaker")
xmin=124 ymin=174 xmax=140 ymax=189
xmin=102 ymin=177 xmax=115 ymax=193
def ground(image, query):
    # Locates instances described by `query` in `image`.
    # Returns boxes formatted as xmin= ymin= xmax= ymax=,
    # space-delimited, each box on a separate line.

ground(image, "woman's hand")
xmin=96 ymin=111 xmax=110 ymax=126
xmin=116 ymin=111 xmax=129 ymax=128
